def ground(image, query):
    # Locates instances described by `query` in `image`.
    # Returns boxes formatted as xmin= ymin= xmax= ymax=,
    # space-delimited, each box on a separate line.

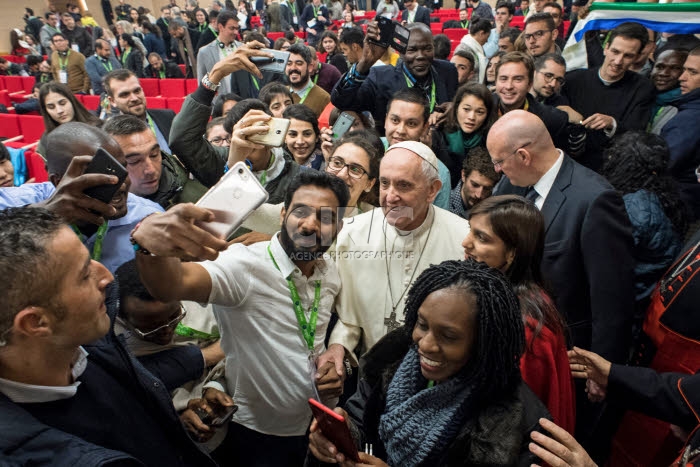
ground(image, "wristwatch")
xmin=201 ymin=73 xmax=220 ymax=92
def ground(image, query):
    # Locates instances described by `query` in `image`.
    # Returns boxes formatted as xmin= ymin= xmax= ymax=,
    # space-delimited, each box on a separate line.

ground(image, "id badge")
xmin=308 ymin=351 xmax=321 ymax=401
xmin=59 ymin=70 xmax=68 ymax=84
xmin=293 ymin=15 xmax=298 ymax=24
xmin=307 ymin=18 xmax=317 ymax=28
xmin=71 ymin=44 xmax=80 ymax=52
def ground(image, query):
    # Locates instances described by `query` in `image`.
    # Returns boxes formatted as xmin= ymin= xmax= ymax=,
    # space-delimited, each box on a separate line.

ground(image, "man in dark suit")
xmin=491 ymin=110 xmax=635 ymax=363
xmin=156 ymin=6 xmax=173 ymax=57
xmin=332 ymin=22 xmax=458 ymax=135
xmin=105 ymin=69 xmax=176 ymax=155
xmin=144 ymin=53 xmax=185 ymax=78
xmin=401 ymin=0 xmax=431 ymax=28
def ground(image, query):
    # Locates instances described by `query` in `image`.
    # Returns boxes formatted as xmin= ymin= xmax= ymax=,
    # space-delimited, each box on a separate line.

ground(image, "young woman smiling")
xmin=317 ymin=31 xmax=349 ymax=74
xmin=282 ymin=104 xmax=324 ymax=170
xmin=462 ymin=195 xmax=575 ymax=433
xmin=308 ymin=260 xmax=549 ymax=466
xmin=433 ymin=83 xmax=497 ymax=187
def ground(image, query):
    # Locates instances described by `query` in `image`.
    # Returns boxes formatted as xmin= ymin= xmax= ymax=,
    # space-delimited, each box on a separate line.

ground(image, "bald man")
xmin=490 ymin=111 xmax=635 ymax=365
xmin=0 ymin=123 xmax=162 ymax=272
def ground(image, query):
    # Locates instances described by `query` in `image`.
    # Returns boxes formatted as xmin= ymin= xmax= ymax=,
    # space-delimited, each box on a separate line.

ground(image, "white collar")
xmin=253 ymin=147 xmax=286 ymax=185
xmin=384 ymin=204 xmax=435 ymax=238
xmin=0 ymin=347 xmax=88 ymax=403
xmin=532 ymin=150 xmax=564 ymax=206
xmin=292 ymin=79 xmax=313 ymax=98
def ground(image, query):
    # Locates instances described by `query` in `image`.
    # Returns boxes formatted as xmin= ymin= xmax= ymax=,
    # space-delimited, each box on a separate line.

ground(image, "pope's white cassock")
xmin=329 ymin=204 xmax=469 ymax=363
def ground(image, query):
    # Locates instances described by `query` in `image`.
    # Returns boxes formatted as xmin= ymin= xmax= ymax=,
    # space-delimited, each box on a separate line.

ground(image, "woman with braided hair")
xmin=308 ymin=259 xmax=550 ymax=466
xmin=462 ymin=195 xmax=575 ymax=434
xmin=602 ymin=131 xmax=687 ymax=309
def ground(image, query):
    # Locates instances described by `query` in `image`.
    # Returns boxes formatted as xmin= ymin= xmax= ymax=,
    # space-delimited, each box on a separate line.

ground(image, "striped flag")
xmin=563 ymin=2 xmax=700 ymax=71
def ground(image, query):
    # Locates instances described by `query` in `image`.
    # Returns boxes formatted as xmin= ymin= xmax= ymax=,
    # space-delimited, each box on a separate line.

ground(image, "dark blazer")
xmin=230 ymin=70 xmax=281 ymax=99
xmin=495 ymin=154 xmax=636 ymax=363
xmin=147 ymin=108 xmax=176 ymax=142
xmin=331 ymin=59 xmax=458 ymax=135
xmin=401 ymin=5 xmax=431 ymax=27
xmin=144 ymin=60 xmax=185 ymax=79
xmin=121 ymin=47 xmax=144 ymax=78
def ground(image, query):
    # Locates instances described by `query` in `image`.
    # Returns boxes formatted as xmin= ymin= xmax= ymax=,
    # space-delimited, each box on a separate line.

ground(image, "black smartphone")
xmin=331 ymin=112 xmax=355 ymax=141
xmin=196 ymin=404 xmax=239 ymax=427
xmin=83 ymin=148 xmax=128 ymax=204
xmin=250 ymin=50 xmax=291 ymax=74
xmin=391 ymin=22 xmax=410 ymax=55
xmin=368 ymin=17 xmax=411 ymax=55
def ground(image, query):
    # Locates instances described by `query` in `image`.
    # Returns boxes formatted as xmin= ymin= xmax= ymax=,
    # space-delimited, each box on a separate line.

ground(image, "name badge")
xmin=307 ymin=18 xmax=317 ymax=28
xmin=71 ymin=44 xmax=80 ymax=52
xmin=293 ymin=15 xmax=298 ymax=24
xmin=59 ymin=70 xmax=68 ymax=84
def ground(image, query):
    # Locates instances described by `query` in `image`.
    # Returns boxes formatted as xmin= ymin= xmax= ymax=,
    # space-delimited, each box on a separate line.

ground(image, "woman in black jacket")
xmin=118 ymin=33 xmax=144 ymax=78
xmin=317 ymin=31 xmax=349 ymax=75
xmin=309 ymin=260 xmax=550 ymax=467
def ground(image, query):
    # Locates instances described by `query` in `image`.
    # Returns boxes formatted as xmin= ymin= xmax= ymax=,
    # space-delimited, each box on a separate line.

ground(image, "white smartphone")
xmin=195 ymin=162 xmax=269 ymax=239
xmin=247 ymin=117 xmax=291 ymax=147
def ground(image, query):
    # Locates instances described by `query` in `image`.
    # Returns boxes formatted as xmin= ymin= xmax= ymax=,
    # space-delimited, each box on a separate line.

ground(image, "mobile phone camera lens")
xmin=238 ymin=168 xmax=244 ymax=174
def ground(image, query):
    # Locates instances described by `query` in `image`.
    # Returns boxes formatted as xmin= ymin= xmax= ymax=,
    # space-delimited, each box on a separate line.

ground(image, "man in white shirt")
xmin=317 ymin=141 xmax=469 ymax=376
xmin=459 ymin=17 xmax=492 ymax=83
xmin=134 ymin=170 xmax=349 ymax=466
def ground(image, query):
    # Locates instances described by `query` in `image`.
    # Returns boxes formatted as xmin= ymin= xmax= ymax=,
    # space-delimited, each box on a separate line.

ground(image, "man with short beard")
xmin=134 ymin=170 xmax=349 ymax=466
xmin=0 ymin=123 xmax=162 ymax=273
xmin=531 ymin=52 xmax=568 ymax=106
xmin=286 ymin=42 xmax=330 ymax=117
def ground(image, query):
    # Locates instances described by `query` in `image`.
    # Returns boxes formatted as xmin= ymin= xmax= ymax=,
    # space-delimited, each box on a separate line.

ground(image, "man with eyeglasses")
xmin=205 ymin=117 xmax=231 ymax=148
xmin=50 ymin=33 xmax=90 ymax=94
xmin=490 ymin=110 xmax=635 ymax=452
xmin=531 ymin=52 xmax=568 ymax=106
xmin=523 ymin=13 xmax=560 ymax=58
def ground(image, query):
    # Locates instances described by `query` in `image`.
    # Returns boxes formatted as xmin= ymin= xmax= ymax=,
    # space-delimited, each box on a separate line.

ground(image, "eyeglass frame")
xmin=326 ymin=155 xmax=369 ymax=179
xmin=127 ymin=305 xmax=187 ymax=339
xmin=491 ymin=142 xmax=532 ymax=169
xmin=207 ymin=135 xmax=232 ymax=145
xmin=537 ymin=70 xmax=566 ymax=86
xmin=522 ymin=29 xmax=553 ymax=42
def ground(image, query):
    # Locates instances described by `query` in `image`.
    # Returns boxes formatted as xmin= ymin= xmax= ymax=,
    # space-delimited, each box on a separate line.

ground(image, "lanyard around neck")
xmin=267 ymin=244 xmax=321 ymax=351
xmin=146 ymin=113 xmax=157 ymax=137
xmin=209 ymin=24 xmax=218 ymax=37
xmin=403 ymin=70 xmax=436 ymax=113
xmin=101 ymin=58 xmax=113 ymax=72
xmin=58 ymin=51 xmax=71 ymax=70
xmin=460 ymin=20 xmax=468 ymax=29
xmin=122 ymin=48 xmax=131 ymax=64
xmin=72 ymin=221 xmax=109 ymax=262
xmin=259 ymin=153 xmax=275 ymax=185
xmin=158 ymin=68 xmax=165 ymax=78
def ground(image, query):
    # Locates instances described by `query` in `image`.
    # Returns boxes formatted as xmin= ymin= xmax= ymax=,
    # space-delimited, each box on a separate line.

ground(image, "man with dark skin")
xmin=648 ymin=49 xmax=688 ymax=134
xmin=331 ymin=22 xmax=458 ymax=136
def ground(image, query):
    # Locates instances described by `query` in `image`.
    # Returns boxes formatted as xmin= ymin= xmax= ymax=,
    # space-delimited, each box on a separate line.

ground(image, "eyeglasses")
xmin=208 ymin=135 xmax=231 ymax=145
xmin=128 ymin=306 xmax=186 ymax=339
xmin=538 ymin=70 xmax=565 ymax=86
xmin=522 ymin=29 xmax=552 ymax=41
xmin=327 ymin=156 xmax=368 ymax=179
xmin=491 ymin=142 xmax=531 ymax=169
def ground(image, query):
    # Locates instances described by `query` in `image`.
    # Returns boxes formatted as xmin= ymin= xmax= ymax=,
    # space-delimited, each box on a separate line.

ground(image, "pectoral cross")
xmin=384 ymin=310 xmax=402 ymax=334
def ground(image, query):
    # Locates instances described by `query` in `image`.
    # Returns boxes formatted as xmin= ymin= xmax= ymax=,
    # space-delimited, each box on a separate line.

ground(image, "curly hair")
xmin=602 ymin=131 xmax=688 ymax=236
xmin=402 ymin=259 xmax=524 ymax=399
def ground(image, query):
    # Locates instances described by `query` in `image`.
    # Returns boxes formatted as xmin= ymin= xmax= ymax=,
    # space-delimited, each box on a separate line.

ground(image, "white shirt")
xmin=329 ymin=206 xmax=469 ymax=363
xmin=459 ymin=34 xmax=487 ymax=83
xmin=531 ymin=149 xmax=565 ymax=209
xmin=0 ymin=347 xmax=88 ymax=403
xmin=200 ymin=233 xmax=341 ymax=436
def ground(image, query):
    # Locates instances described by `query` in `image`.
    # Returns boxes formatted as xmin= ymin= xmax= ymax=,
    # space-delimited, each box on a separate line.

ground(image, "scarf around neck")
xmin=445 ymin=129 xmax=482 ymax=157
xmin=651 ymin=87 xmax=682 ymax=118
xmin=378 ymin=346 xmax=475 ymax=466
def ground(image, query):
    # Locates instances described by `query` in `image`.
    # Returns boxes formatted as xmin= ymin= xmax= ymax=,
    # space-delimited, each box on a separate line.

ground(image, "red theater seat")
xmin=18 ymin=115 xmax=45 ymax=143
xmin=159 ymin=79 xmax=185 ymax=97
xmin=0 ymin=114 xmax=21 ymax=138
xmin=140 ymin=78 xmax=160 ymax=97
xmin=3 ymin=76 xmax=24 ymax=94
xmin=146 ymin=96 xmax=167 ymax=108
xmin=443 ymin=28 xmax=469 ymax=40
xmin=186 ymin=78 xmax=198 ymax=94
xmin=167 ymin=97 xmax=185 ymax=113
xmin=82 ymin=95 xmax=101 ymax=111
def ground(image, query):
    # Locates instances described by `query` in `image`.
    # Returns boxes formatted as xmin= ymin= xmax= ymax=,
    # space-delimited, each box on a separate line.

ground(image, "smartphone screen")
xmin=331 ymin=113 xmax=356 ymax=141
xmin=392 ymin=23 xmax=410 ymax=55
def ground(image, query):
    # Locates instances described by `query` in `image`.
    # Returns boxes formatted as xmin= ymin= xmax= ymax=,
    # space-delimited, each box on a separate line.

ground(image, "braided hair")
xmin=602 ymin=131 xmax=688 ymax=236
xmin=403 ymin=259 xmax=524 ymax=400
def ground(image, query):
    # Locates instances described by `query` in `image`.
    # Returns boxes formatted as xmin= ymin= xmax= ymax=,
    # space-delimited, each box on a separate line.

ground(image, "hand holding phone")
xmin=247 ymin=117 xmax=291 ymax=147
xmin=308 ymin=399 xmax=360 ymax=462
xmin=83 ymin=148 xmax=129 ymax=204
xmin=250 ymin=49 xmax=290 ymax=74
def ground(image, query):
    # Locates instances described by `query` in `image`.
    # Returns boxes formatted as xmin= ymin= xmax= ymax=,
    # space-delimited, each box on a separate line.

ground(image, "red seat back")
xmin=140 ymin=78 xmax=160 ymax=97
xmin=178 ymin=64 xmax=186 ymax=76
xmin=0 ymin=90 xmax=12 ymax=108
xmin=82 ymin=95 xmax=101 ymax=111
xmin=0 ymin=114 xmax=21 ymax=138
xmin=185 ymin=78 xmax=199 ymax=95
xmin=167 ymin=97 xmax=185 ymax=113
xmin=3 ymin=76 xmax=24 ymax=93
xmin=443 ymin=28 xmax=469 ymax=40
xmin=146 ymin=96 xmax=167 ymax=108
xmin=18 ymin=115 xmax=45 ymax=143
xmin=159 ymin=79 xmax=185 ymax=97
xmin=25 ymin=149 xmax=48 ymax=183
xmin=21 ymin=76 xmax=36 ymax=93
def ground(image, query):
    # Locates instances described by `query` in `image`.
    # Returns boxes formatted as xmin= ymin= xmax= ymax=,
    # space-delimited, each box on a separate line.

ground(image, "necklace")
xmin=383 ymin=208 xmax=434 ymax=316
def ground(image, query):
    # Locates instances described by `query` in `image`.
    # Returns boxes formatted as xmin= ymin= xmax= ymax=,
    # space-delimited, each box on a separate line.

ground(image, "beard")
xmin=279 ymin=219 xmax=332 ymax=262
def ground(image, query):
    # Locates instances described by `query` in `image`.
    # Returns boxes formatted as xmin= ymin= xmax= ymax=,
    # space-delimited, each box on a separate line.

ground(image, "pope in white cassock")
xmin=318 ymin=141 xmax=470 ymax=370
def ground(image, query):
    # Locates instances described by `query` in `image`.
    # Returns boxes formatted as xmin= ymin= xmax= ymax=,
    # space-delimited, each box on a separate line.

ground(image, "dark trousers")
xmin=212 ymin=421 xmax=308 ymax=467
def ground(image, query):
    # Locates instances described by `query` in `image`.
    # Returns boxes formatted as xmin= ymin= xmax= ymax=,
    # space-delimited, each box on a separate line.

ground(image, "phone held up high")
xmin=368 ymin=17 xmax=411 ymax=55
xmin=331 ymin=112 xmax=356 ymax=142
xmin=83 ymin=148 xmax=129 ymax=204
xmin=250 ymin=49 xmax=291 ymax=74
xmin=195 ymin=162 xmax=269 ymax=239
xmin=247 ymin=117 xmax=291 ymax=147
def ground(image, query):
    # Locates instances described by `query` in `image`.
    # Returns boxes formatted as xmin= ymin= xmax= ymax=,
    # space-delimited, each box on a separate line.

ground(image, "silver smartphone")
xmin=248 ymin=117 xmax=291 ymax=147
xmin=331 ymin=112 xmax=356 ymax=142
xmin=195 ymin=162 xmax=269 ymax=239
xmin=250 ymin=49 xmax=291 ymax=74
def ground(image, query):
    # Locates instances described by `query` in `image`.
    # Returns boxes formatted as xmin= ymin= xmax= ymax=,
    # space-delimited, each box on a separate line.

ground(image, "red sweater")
xmin=521 ymin=316 xmax=576 ymax=434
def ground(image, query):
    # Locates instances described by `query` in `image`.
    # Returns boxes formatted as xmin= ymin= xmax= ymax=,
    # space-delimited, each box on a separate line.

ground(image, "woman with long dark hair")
xmin=37 ymin=82 xmax=102 ymax=157
xmin=432 ymin=82 xmax=497 ymax=187
xmin=462 ymin=194 xmax=575 ymax=433
xmin=309 ymin=260 xmax=549 ymax=466
xmin=119 ymin=33 xmax=145 ymax=77
xmin=282 ymin=104 xmax=324 ymax=169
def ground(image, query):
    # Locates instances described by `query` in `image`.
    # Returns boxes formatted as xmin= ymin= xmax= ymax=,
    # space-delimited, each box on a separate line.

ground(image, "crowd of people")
xmin=1 ymin=0 xmax=700 ymax=465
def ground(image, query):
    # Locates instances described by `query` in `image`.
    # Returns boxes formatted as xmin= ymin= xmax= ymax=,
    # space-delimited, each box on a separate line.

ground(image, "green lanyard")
xmin=71 ymin=221 xmax=109 ymax=262
xmin=427 ymin=380 xmax=435 ymax=388
xmin=460 ymin=20 xmax=468 ymax=29
xmin=296 ymin=84 xmax=313 ymax=104
xmin=313 ymin=5 xmax=319 ymax=17
xmin=163 ymin=19 xmax=169 ymax=27
xmin=58 ymin=51 xmax=71 ymax=70
xmin=198 ymin=23 xmax=206 ymax=32
xmin=404 ymin=73 xmax=436 ymax=112
xmin=101 ymin=59 xmax=113 ymax=72
xmin=259 ymin=153 xmax=275 ymax=185
xmin=267 ymin=244 xmax=321 ymax=351
xmin=312 ymin=62 xmax=321 ymax=85
xmin=146 ymin=113 xmax=157 ymax=137
xmin=175 ymin=322 xmax=220 ymax=340
xmin=122 ymin=48 xmax=131 ymax=65
xmin=251 ymin=75 xmax=260 ymax=91
xmin=209 ymin=24 xmax=218 ymax=37
xmin=647 ymin=106 xmax=664 ymax=132
xmin=289 ymin=0 xmax=297 ymax=16
xmin=158 ymin=69 xmax=165 ymax=78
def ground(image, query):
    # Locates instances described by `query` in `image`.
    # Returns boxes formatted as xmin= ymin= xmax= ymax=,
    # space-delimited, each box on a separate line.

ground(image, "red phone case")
xmin=308 ymin=399 xmax=361 ymax=462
